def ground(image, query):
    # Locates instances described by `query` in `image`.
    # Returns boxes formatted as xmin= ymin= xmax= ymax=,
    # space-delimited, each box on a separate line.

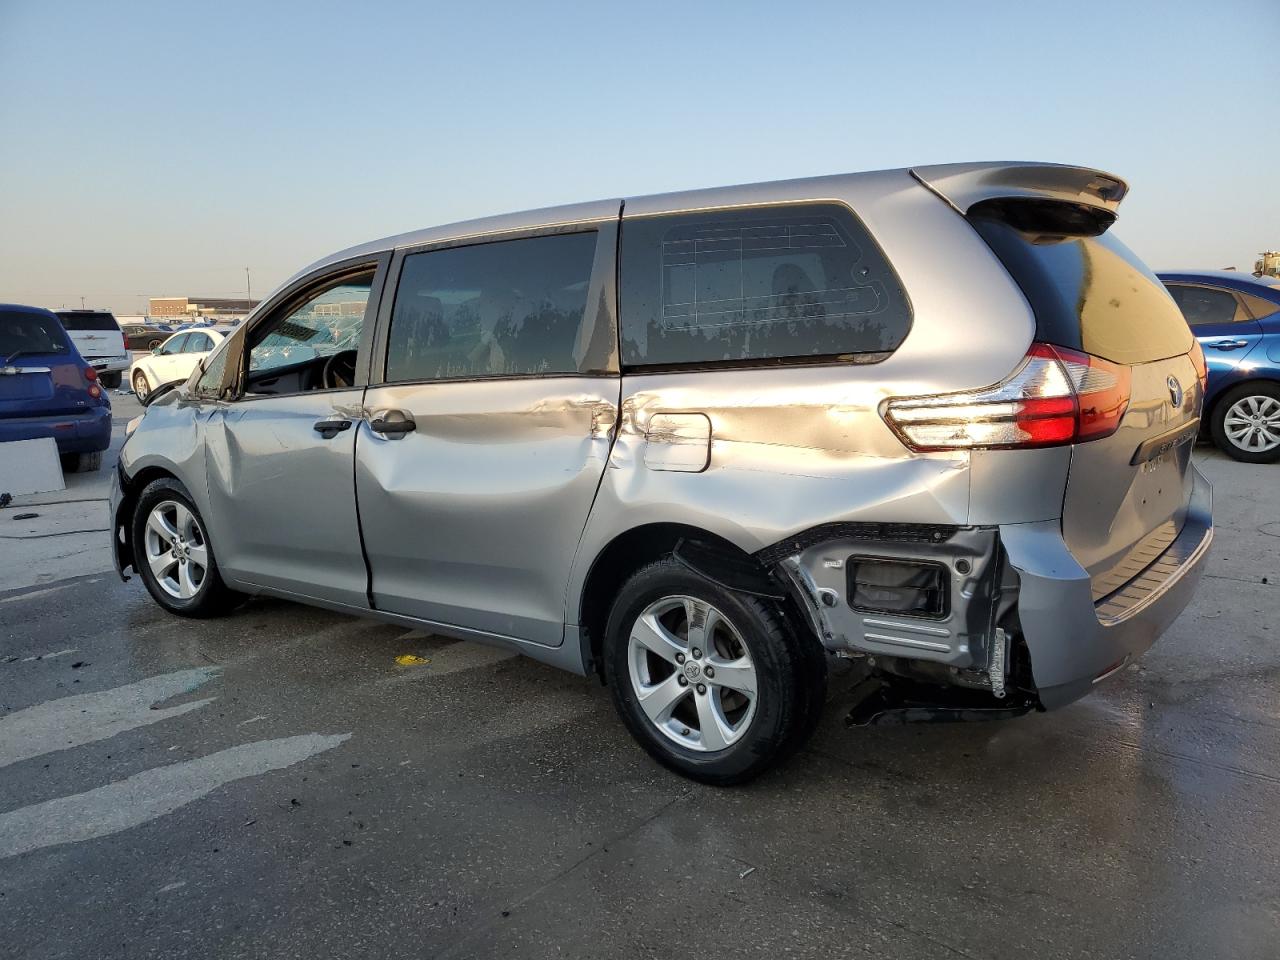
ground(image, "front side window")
xmin=185 ymin=333 xmax=213 ymax=353
xmin=619 ymin=204 xmax=912 ymax=368
xmin=385 ymin=231 xmax=599 ymax=383
xmin=248 ymin=275 xmax=372 ymax=374
xmin=1166 ymin=284 xmax=1242 ymax=326
xmin=159 ymin=334 xmax=188 ymax=355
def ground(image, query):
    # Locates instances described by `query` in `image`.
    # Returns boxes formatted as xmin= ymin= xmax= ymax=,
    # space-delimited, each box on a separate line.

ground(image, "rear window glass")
xmin=386 ymin=232 xmax=598 ymax=382
xmin=619 ymin=204 xmax=911 ymax=368
xmin=55 ymin=311 xmax=119 ymax=331
xmin=2 ymin=311 xmax=70 ymax=357
xmin=971 ymin=218 xmax=1192 ymax=365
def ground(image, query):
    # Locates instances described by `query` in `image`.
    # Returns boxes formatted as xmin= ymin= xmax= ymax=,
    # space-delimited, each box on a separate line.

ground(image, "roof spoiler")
xmin=910 ymin=162 xmax=1128 ymax=219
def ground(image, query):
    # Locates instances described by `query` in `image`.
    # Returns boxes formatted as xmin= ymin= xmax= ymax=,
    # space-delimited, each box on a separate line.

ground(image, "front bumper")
xmin=0 ymin=407 xmax=112 ymax=454
xmin=108 ymin=459 xmax=132 ymax=581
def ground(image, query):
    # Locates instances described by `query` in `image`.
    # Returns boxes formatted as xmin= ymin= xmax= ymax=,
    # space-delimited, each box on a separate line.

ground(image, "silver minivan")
xmin=110 ymin=162 xmax=1213 ymax=783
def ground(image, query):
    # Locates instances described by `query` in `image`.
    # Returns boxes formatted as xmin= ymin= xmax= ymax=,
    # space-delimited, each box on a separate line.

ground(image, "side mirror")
xmin=151 ymin=345 xmax=163 ymax=355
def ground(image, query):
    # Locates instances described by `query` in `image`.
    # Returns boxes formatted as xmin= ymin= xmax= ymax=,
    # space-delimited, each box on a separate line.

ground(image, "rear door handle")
xmin=313 ymin=418 xmax=352 ymax=438
xmin=1209 ymin=339 xmax=1250 ymax=350
xmin=368 ymin=411 xmax=417 ymax=437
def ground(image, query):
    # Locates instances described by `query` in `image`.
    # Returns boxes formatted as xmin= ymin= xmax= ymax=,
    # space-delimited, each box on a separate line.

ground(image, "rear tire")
xmin=603 ymin=557 xmax=827 ymax=785
xmin=100 ymin=371 xmax=121 ymax=389
xmin=1210 ymin=382 xmax=1280 ymax=463
xmin=131 ymin=477 xmax=242 ymax=618
xmin=61 ymin=451 xmax=102 ymax=473
xmin=133 ymin=370 xmax=151 ymax=401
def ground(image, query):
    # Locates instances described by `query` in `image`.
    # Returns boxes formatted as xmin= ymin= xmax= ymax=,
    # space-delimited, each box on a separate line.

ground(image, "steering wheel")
xmin=321 ymin=349 xmax=359 ymax=389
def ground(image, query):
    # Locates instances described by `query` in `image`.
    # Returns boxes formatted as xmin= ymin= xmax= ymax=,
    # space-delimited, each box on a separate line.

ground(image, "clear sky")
xmin=2 ymin=0 xmax=1276 ymax=316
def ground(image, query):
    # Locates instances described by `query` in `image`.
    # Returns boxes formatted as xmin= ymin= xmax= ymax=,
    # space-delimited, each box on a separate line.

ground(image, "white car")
xmin=54 ymin=310 xmax=130 ymax=388
xmin=130 ymin=328 xmax=229 ymax=399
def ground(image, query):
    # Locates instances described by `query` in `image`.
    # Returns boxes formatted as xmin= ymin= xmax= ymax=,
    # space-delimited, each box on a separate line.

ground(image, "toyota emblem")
xmin=1167 ymin=375 xmax=1183 ymax=408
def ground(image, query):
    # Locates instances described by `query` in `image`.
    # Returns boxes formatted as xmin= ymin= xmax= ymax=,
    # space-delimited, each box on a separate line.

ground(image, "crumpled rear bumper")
xmin=1000 ymin=461 xmax=1213 ymax=709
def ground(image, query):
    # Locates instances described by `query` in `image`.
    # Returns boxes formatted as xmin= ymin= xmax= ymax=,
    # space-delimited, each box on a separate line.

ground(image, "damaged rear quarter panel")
xmin=568 ymin=172 xmax=1037 ymax=619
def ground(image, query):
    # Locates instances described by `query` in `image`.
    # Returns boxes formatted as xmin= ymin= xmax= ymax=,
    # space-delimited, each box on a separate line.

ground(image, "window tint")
xmin=1 ymin=311 xmax=70 ymax=356
xmin=55 ymin=311 xmax=118 ymax=331
xmin=185 ymin=333 xmax=213 ymax=352
xmin=619 ymin=204 xmax=911 ymax=368
xmin=159 ymin=334 xmax=188 ymax=355
xmin=249 ymin=275 xmax=372 ymax=374
xmin=972 ymin=218 xmax=1192 ymax=365
xmin=386 ymin=232 xmax=598 ymax=382
xmin=1241 ymin=291 xmax=1279 ymax=319
xmin=1166 ymin=284 xmax=1241 ymax=326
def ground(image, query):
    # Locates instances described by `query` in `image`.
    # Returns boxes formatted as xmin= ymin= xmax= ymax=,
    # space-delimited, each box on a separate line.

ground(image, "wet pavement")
xmin=1 ymin=446 xmax=1277 ymax=959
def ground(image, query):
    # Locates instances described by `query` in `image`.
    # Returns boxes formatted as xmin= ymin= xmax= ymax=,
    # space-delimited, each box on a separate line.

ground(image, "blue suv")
xmin=1 ymin=304 xmax=112 ymax=472
xmin=1159 ymin=272 xmax=1280 ymax=463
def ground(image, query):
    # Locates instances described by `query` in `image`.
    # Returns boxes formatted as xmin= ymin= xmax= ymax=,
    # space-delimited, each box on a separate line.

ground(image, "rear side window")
xmin=55 ymin=311 xmax=119 ymax=331
xmin=619 ymin=203 xmax=911 ymax=369
xmin=1241 ymin=291 xmax=1279 ymax=319
xmin=1165 ymin=284 xmax=1244 ymax=325
xmin=386 ymin=232 xmax=598 ymax=382
xmin=2 ymin=311 xmax=70 ymax=356
xmin=185 ymin=333 xmax=213 ymax=352
xmin=971 ymin=214 xmax=1192 ymax=365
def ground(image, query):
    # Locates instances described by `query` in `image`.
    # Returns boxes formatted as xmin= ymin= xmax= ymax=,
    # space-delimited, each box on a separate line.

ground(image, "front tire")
xmin=604 ymin=557 xmax=827 ymax=785
xmin=100 ymin=371 xmax=121 ymax=389
xmin=1210 ymin=382 xmax=1280 ymax=463
xmin=132 ymin=370 xmax=151 ymax=401
xmin=131 ymin=477 xmax=242 ymax=617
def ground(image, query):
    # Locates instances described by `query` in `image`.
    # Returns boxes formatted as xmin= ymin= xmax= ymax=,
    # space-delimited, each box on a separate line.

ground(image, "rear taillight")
xmin=1189 ymin=340 xmax=1208 ymax=394
xmin=882 ymin=343 xmax=1131 ymax=451
xmin=84 ymin=366 xmax=102 ymax=399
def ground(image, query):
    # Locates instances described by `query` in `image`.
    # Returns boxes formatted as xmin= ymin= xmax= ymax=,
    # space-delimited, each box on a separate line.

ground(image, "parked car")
xmin=1158 ymin=271 xmax=1280 ymax=462
xmin=110 ymin=162 xmax=1212 ymax=784
xmin=53 ymin=309 xmax=129 ymax=388
xmin=2 ymin=304 xmax=111 ymax=472
xmin=120 ymin=321 xmax=175 ymax=352
xmin=128 ymin=328 xmax=229 ymax=400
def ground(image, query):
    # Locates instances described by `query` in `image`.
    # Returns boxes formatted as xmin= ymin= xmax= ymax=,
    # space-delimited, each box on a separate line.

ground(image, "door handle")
xmin=368 ymin=411 xmax=417 ymax=437
xmin=1209 ymin=339 xmax=1250 ymax=350
xmin=313 ymin=418 xmax=352 ymax=438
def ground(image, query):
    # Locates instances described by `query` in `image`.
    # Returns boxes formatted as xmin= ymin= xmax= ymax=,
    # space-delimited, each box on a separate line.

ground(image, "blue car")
xmin=1159 ymin=272 xmax=1280 ymax=463
xmin=0 ymin=304 xmax=112 ymax=472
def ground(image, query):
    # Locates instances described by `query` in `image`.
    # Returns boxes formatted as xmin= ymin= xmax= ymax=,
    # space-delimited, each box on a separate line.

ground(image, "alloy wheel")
xmin=143 ymin=500 xmax=209 ymax=599
xmin=627 ymin=595 xmax=758 ymax=752
xmin=1223 ymin=395 xmax=1280 ymax=453
xmin=133 ymin=371 xmax=150 ymax=401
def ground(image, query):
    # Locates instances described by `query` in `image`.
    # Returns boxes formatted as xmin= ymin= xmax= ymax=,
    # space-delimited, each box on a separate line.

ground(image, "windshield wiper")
xmin=3 ymin=350 xmax=31 ymax=365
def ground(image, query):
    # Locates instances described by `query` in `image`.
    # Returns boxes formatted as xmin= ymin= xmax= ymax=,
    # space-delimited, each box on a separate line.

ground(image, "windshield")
xmin=2 ymin=311 xmax=71 ymax=358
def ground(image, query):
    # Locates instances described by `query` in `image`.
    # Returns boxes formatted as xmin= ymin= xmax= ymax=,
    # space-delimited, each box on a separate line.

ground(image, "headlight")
xmin=125 ymin=415 xmax=143 ymax=437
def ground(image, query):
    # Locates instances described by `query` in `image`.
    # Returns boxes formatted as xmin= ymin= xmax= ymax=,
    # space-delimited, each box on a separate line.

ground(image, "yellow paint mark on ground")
xmin=395 ymin=654 xmax=430 ymax=667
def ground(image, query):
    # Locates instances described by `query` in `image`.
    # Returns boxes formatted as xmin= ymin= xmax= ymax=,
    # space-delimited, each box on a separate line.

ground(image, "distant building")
xmin=1256 ymin=252 xmax=1280 ymax=278
xmin=149 ymin=296 xmax=259 ymax=320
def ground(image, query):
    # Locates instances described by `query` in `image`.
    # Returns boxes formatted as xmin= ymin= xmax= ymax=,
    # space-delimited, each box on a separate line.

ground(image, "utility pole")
xmin=245 ymin=268 xmax=252 ymax=306
xmin=79 ymin=296 xmax=85 ymax=309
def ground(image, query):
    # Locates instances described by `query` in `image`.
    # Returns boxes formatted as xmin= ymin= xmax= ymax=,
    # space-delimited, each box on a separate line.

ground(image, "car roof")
xmin=0 ymin=303 xmax=59 ymax=317
xmin=272 ymin=160 xmax=1119 ymax=303
xmin=1158 ymin=270 xmax=1280 ymax=299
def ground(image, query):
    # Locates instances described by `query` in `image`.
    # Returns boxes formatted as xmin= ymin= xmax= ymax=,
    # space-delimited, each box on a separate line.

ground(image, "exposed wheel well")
xmin=577 ymin=523 xmax=781 ymax=680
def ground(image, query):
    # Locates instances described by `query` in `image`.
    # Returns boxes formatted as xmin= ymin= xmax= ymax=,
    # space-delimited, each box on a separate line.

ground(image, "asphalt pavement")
xmin=1 ymin=400 xmax=1277 ymax=960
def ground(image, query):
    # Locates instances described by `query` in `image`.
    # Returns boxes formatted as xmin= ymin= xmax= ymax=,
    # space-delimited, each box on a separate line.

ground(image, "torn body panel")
xmin=770 ymin=526 xmax=1013 ymax=697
